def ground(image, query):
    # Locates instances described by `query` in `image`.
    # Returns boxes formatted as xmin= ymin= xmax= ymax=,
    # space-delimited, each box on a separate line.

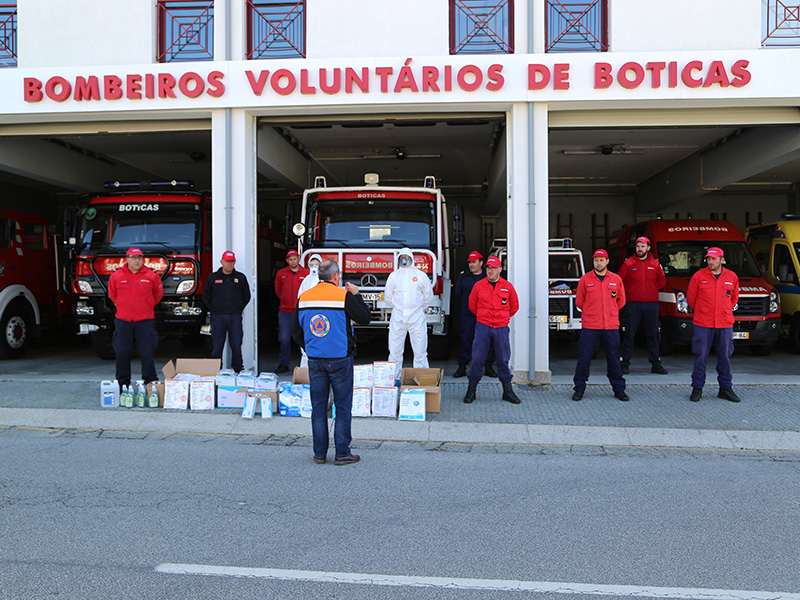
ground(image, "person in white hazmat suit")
xmin=297 ymin=254 xmax=323 ymax=368
xmin=384 ymin=248 xmax=434 ymax=379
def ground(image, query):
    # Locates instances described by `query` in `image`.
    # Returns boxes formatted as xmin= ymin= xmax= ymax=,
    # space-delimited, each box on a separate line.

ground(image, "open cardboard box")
xmin=162 ymin=358 xmax=222 ymax=379
xmin=292 ymin=367 xmax=310 ymax=384
xmin=400 ymin=368 xmax=443 ymax=413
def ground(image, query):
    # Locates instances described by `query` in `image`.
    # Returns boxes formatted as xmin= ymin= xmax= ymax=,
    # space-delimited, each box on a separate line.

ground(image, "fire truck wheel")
xmin=91 ymin=329 xmax=116 ymax=360
xmin=790 ymin=315 xmax=800 ymax=354
xmin=749 ymin=343 xmax=774 ymax=356
xmin=0 ymin=301 xmax=33 ymax=359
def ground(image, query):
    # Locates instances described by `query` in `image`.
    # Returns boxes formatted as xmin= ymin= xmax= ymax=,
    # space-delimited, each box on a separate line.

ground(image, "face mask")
xmin=310 ymin=265 xmax=319 ymax=275
xmin=399 ymin=255 xmax=413 ymax=268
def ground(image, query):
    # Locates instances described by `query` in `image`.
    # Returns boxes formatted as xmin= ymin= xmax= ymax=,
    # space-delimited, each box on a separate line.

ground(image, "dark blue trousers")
xmin=457 ymin=313 xmax=495 ymax=368
xmin=573 ymin=328 xmax=625 ymax=393
xmin=211 ymin=313 xmax=244 ymax=372
xmin=468 ymin=323 xmax=512 ymax=384
xmin=309 ymin=356 xmax=354 ymax=459
xmin=620 ymin=301 xmax=662 ymax=368
xmin=278 ymin=311 xmax=294 ymax=367
xmin=113 ymin=318 xmax=158 ymax=386
xmin=691 ymin=326 xmax=734 ymax=389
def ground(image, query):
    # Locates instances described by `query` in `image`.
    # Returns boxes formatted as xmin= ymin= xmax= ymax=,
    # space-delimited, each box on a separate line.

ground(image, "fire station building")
xmin=1 ymin=0 xmax=799 ymax=381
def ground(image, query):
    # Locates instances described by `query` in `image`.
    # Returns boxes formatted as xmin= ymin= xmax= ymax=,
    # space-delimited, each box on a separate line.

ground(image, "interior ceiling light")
xmin=315 ymin=152 xmax=442 ymax=161
xmin=562 ymin=144 xmax=645 ymax=156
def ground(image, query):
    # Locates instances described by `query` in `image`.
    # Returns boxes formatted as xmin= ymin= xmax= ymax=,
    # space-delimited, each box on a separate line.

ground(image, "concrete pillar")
xmin=212 ymin=108 xmax=258 ymax=371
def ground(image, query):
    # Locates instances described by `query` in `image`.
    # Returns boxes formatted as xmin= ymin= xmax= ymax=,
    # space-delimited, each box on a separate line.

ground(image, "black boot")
xmin=502 ymin=382 xmax=521 ymax=404
xmin=463 ymin=382 xmax=478 ymax=404
xmin=453 ymin=364 xmax=467 ymax=378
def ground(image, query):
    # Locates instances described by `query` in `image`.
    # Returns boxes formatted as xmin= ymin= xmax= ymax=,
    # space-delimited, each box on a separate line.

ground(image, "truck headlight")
xmin=424 ymin=306 xmax=441 ymax=315
xmin=76 ymin=280 xmax=93 ymax=293
xmin=176 ymin=280 xmax=195 ymax=294
xmin=676 ymin=291 xmax=690 ymax=313
xmin=769 ymin=290 xmax=780 ymax=313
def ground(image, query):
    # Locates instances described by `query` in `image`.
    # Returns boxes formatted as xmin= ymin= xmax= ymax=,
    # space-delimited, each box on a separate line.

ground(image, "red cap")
xmin=635 ymin=236 xmax=651 ymax=245
xmin=286 ymin=249 xmax=299 ymax=258
xmin=705 ymin=247 xmax=724 ymax=258
xmin=221 ymin=251 xmax=236 ymax=261
xmin=126 ymin=247 xmax=143 ymax=257
xmin=593 ymin=249 xmax=609 ymax=259
xmin=467 ymin=251 xmax=484 ymax=262
xmin=486 ymin=256 xmax=502 ymax=268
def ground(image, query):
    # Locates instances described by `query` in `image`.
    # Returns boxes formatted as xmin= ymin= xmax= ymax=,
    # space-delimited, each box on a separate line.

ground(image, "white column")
xmin=212 ymin=108 xmax=258 ymax=371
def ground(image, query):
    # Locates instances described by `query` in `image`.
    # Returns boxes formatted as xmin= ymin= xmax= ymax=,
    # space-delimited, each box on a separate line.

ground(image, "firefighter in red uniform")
xmin=274 ymin=249 xmax=309 ymax=373
xmin=687 ymin=247 xmax=741 ymax=403
xmin=618 ymin=236 xmax=668 ymax=375
xmin=108 ymin=247 xmax=164 ymax=389
xmin=462 ymin=256 xmax=521 ymax=405
xmin=572 ymin=249 xmax=628 ymax=402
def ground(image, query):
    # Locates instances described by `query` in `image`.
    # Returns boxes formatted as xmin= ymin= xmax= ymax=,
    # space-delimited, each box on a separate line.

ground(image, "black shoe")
xmin=501 ymin=382 xmax=521 ymax=404
xmin=690 ymin=387 xmax=702 ymax=402
xmin=614 ymin=390 xmax=630 ymax=402
xmin=651 ymin=364 xmax=668 ymax=375
xmin=718 ymin=387 xmax=741 ymax=403
xmin=484 ymin=364 xmax=498 ymax=378
xmin=621 ymin=365 xmax=630 ymax=375
xmin=334 ymin=454 xmax=361 ymax=465
xmin=313 ymin=456 xmax=326 ymax=465
xmin=463 ymin=382 xmax=478 ymax=404
xmin=275 ymin=364 xmax=290 ymax=374
xmin=453 ymin=365 xmax=467 ymax=378
xmin=571 ymin=389 xmax=584 ymax=402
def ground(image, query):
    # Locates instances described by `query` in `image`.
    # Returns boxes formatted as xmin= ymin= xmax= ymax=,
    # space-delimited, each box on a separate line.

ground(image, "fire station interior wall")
xmin=19 ymin=0 xmax=155 ymax=68
xmin=306 ymin=0 xmax=449 ymax=58
xmin=609 ymin=0 xmax=761 ymax=52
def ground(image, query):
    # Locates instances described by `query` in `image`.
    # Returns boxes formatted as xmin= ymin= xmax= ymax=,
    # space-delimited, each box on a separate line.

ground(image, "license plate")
xmin=732 ymin=331 xmax=749 ymax=340
xmin=549 ymin=315 xmax=568 ymax=323
xmin=361 ymin=292 xmax=382 ymax=302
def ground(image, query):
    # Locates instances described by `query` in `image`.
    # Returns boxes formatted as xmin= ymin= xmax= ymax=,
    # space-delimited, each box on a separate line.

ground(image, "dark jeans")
xmin=309 ymin=356 xmax=354 ymax=459
xmin=211 ymin=313 xmax=244 ymax=372
xmin=113 ymin=318 xmax=158 ymax=386
xmin=468 ymin=323 xmax=512 ymax=384
xmin=620 ymin=301 xmax=661 ymax=368
xmin=691 ymin=326 xmax=734 ymax=389
xmin=278 ymin=311 xmax=294 ymax=367
xmin=573 ymin=328 xmax=625 ymax=393
xmin=457 ymin=313 xmax=495 ymax=368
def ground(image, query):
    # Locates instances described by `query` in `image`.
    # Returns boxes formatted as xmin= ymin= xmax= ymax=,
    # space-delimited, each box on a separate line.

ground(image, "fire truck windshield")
xmin=306 ymin=199 xmax=436 ymax=248
xmin=549 ymin=255 xmax=582 ymax=279
xmin=657 ymin=241 xmax=763 ymax=278
xmin=77 ymin=202 xmax=199 ymax=251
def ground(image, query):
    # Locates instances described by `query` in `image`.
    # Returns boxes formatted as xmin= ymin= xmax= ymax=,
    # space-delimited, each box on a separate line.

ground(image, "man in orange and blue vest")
xmin=293 ymin=259 xmax=371 ymax=465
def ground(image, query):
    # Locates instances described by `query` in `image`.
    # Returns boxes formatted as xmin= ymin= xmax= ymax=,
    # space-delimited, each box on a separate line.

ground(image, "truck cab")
xmin=548 ymin=238 xmax=585 ymax=336
xmin=609 ymin=218 xmax=781 ymax=355
xmin=746 ymin=216 xmax=800 ymax=353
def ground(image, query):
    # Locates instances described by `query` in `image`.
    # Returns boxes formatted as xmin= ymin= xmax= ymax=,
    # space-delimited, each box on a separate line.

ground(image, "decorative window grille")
xmin=157 ymin=0 xmax=214 ymax=63
xmin=762 ymin=0 xmax=800 ymax=46
xmin=0 ymin=3 xmax=17 ymax=68
xmin=449 ymin=0 xmax=514 ymax=55
xmin=247 ymin=0 xmax=306 ymax=59
xmin=546 ymin=0 xmax=608 ymax=53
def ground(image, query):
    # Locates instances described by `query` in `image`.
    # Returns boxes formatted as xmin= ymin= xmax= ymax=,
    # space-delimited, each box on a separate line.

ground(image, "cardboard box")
xmin=255 ymin=372 xmax=278 ymax=391
xmin=146 ymin=381 xmax=165 ymax=408
xmin=217 ymin=385 xmax=249 ymax=409
xmin=292 ymin=367 xmax=310 ymax=384
xmin=247 ymin=390 xmax=277 ymax=417
xmin=400 ymin=368 xmax=443 ymax=413
xmin=399 ymin=388 xmax=426 ymax=421
xmin=162 ymin=358 xmax=221 ymax=380
xmin=353 ymin=364 xmax=374 ymax=388
xmin=352 ymin=387 xmax=372 ymax=417
xmin=371 ymin=386 xmax=398 ymax=417
xmin=236 ymin=370 xmax=256 ymax=389
xmin=215 ymin=369 xmax=237 ymax=388
xmin=373 ymin=362 xmax=397 ymax=388
xmin=278 ymin=382 xmax=311 ymax=417
xmin=163 ymin=379 xmax=189 ymax=410
xmin=190 ymin=378 xmax=215 ymax=410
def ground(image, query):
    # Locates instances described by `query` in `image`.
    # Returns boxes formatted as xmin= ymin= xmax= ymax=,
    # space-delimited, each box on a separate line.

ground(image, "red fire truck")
xmin=288 ymin=173 xmax=462 ymax=357
xmin=0 ymin=210 xmax=72 ymax=358
xmin=66 ymin=181 xmax=213 ymax=358
xmin=608 ymin=218 xmax=781 ymax=355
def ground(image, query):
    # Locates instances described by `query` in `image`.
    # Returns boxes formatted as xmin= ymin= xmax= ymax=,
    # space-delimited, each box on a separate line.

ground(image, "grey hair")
xmin=318 ymin=259 xmax=340 ymax=282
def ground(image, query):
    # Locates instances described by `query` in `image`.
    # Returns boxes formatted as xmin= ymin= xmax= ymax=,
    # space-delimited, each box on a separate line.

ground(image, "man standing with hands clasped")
xmin=618 ymin=236 xmax=668 ymax=375
xmin=203 ymin=251 xmax=251 ymax=373
xmin=572 ymin=249 xmax=628 ymax=402
xmin=275 ymin=249 xmax=308 ymax=373
xmin=687 ymin=247 xmax=741 ymax=403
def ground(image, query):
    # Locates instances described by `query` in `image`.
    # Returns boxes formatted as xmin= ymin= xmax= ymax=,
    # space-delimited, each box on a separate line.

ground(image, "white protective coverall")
xmin=298 ymin=254 xmax=323 ymax=368
xmin=384 ymin=248 xmax=434 ymax=378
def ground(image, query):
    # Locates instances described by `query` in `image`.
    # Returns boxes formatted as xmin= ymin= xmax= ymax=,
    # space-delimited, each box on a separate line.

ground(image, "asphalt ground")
xmin=1 ymin=332 xmax=799 ymax=451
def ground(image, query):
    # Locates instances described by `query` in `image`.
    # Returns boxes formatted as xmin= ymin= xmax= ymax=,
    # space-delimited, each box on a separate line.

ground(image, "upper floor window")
xmin=0 ymin=2 xmax=17 ymax=68
xmin=157 ymin=0 xmax=214 ymax=63
xmin=762 ymin=0 xmax=800 ymax=47
xmin=247 ymin=0 xmax=306 ymax=59
xmin=546 ymin=0 xmax=608 ymax=53
xmin=450 ymin=0 xmax=514 ymax=54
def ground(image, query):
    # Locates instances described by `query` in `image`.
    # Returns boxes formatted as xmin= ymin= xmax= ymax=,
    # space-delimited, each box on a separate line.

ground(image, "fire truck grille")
xmin=549 ymin=298 xmax=579 ymax=315
xmin=734 ymin=296 xmax=767 ymax=317
xmin=342 ymin=273 xmax=390 ymax=288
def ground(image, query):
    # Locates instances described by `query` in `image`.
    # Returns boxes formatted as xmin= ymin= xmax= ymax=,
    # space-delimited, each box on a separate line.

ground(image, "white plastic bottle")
xmin=100 ymin=380 xmax=119 ymax=408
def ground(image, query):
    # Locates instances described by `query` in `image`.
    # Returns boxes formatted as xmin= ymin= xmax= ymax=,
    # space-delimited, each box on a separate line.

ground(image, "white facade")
xmin=1 ymin=0 xmax=798 ymax=381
